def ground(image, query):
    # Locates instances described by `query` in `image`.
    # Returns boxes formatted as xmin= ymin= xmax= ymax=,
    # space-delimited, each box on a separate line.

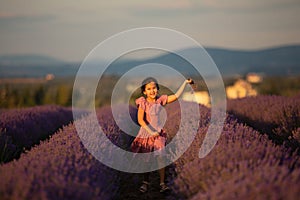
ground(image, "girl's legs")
xmin=157 ymin=156 xmax=169 ymax=192
xmin=157 ymin=155 xmax=165 ymax=183
xmin=158 ymin=167 xmax=165 ymax=184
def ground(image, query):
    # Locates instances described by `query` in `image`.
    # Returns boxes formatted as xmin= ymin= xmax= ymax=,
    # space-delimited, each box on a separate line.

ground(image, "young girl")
xmin=131 ymin=77 xmax=194 ymax=193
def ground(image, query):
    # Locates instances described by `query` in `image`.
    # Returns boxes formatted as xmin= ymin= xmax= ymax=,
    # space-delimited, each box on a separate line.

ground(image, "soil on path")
xmin=117 ymin=165 xmax=178 ymax=200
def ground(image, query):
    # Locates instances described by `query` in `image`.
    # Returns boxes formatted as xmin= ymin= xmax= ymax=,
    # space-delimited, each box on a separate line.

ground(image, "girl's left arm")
xmin=167 ymin=79 xmax=193 ymax=104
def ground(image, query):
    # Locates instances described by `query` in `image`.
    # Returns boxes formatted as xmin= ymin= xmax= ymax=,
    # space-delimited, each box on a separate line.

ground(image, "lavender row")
xmin=165 ymin=105 xmax=300 ymax=199
xmin=0 ymin=105 xmax=77 ymax=163
xmin=227 ymin=94 xmax=300 ymax=149
xmin=0 ymin=119 xmax=121 ymax=200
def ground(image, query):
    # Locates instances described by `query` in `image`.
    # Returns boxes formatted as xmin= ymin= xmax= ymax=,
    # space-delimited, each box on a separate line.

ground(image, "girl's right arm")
xmin=167 ymin=79 xmax=193 ymax=104
xmin=137 ymin=107 xmax=160 ymax=137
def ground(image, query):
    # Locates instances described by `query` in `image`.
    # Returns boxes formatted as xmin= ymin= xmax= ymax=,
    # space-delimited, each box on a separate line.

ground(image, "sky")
xmin=0 ymin=0 xmax=300 ymax=62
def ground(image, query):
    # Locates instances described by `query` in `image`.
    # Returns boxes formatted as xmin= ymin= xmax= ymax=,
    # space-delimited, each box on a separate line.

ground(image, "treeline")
xmin=0 ymin=75 xmax=176 ymax=109
xmin=0 ymin=79 xmax=73 ymax=108
xmin=0 ymin=75 xmax=300 ymax=109
xmin=0 ymin=76 xmax=121 ymax=108
xmin=255 ymin=75 xmax=300 ymax=96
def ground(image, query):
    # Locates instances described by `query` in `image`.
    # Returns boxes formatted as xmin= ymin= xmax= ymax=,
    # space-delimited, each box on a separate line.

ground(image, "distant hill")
xmin=103 ymin=45 xmax=300 ymax=77
xmin=0 ymin=45 xmax=299 ymax=78
xmin=0 ymin=54 xmax=66 ymax=66
xmin=0 ymin=55 xmax=78 ymax=78
xmin=206 ymin=45 xmax=300 ymax=76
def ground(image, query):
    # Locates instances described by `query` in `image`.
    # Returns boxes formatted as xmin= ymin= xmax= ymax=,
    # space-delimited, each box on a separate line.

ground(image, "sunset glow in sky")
xmin=0 ymin=0 xmax=299 ymax=61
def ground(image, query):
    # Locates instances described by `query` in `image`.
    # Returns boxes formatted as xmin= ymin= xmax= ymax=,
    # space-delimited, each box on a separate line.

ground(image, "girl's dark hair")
xmin=141 ymin=77 xmax=160 ymax=93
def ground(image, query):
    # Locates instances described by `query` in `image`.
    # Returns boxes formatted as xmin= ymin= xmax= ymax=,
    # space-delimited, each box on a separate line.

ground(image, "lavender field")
xmin=0 ymin=95 xmax=300 ymax=200
xmin=0 ymin=105 xmax=81 ymax=163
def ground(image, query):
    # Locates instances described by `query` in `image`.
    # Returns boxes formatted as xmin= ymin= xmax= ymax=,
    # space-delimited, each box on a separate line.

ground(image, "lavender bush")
xmin=156 ymin=100 xmax=300 ymax=199
xmin=0 ymin=105 xmax=77 ymax=163
xmin=0 ymin=122 xmax=120 ymax=200
xmin=227 ymin=95 xmax=300 ymax=149
xmin=169 ymin=115 xmax=300 ymax=199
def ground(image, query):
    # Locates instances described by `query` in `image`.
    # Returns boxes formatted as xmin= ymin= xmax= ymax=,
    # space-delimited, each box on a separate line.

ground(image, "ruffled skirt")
xmin=131 ymin=128 xmax=167 ymax=155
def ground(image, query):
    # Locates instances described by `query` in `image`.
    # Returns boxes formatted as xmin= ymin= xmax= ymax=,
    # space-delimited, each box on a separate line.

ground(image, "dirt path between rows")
xmin=117 ymin=165 xmax=178 ymax=200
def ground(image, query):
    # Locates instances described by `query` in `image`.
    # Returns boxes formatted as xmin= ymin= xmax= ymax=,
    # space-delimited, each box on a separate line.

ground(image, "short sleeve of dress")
xmin=135 ymin=97 xmax=146 ymax=110
xmin=158 ymin=95 xmax=168 ymax=106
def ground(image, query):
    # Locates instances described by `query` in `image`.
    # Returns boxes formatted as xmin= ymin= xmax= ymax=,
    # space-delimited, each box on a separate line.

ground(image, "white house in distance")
xmin=182 ymin=91 xmax=210 ymax=107
xmin=226 ymin=79 xmax=256 ymax=99
xmin=45 ymin=73 xmax=55 ymax=81
xmin=246 ymin=73 xmax=263 ymax=84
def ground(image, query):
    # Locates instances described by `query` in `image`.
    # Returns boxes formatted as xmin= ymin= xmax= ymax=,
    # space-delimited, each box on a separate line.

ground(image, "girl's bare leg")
xmin=157 ymin=155 xmax=170 ymax=192
xmin=157 ymin=156 xmax=166 ymax=183
xmin=158 ymin=167 xmax=165 ymax=183
xmin=158 ymin=165 xmax=170 ymax=192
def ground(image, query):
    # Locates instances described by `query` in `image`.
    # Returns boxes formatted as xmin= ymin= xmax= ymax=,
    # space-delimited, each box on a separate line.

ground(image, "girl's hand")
xmin=186 ymin=78 xmax=194 ymax=85
xmin=151 ymin=131 xmax=160 ymax=137
xmin=167 ymin=78 xmax=195 ymax=104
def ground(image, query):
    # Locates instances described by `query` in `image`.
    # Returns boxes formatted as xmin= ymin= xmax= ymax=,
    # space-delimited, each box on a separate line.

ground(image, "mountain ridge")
xmin=0 ymin=45 xmax=299 ymax=78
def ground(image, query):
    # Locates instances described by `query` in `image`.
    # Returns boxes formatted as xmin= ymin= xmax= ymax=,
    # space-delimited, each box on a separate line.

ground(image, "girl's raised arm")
xmin=167 ymin=79 xmax=193 ymax=104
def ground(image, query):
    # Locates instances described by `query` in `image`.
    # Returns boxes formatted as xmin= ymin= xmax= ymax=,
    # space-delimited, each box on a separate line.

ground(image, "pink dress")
xmin=131 ymin=95 xmax=168 ymax=155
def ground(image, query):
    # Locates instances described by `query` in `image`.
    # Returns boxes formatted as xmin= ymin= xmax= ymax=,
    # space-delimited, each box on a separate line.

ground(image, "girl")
xmin=131 ymin=77 xmax=194 ymax=193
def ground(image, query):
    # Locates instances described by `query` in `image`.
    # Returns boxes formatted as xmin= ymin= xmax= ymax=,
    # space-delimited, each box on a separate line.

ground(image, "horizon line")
xmin=0 ymin=43 xmax=299 ymax=63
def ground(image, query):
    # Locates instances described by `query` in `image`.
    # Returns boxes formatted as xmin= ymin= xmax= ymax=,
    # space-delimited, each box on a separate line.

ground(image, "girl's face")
xmin=143 ymin=81 xmax=158 ymax=100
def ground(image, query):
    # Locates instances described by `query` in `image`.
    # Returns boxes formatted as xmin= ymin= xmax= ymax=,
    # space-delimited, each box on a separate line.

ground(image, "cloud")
xmin=200 ymin=0 xmax=300 ymax=12
xmin=128 ymin=0 xmax=300 ymax=19
xmin=144 ymin=0 xmax=193 ymax=10
xmin=0 ymin=12 xmax=55 ymax=22
xmin=129 ymin=0 xmax=214 ymax=18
